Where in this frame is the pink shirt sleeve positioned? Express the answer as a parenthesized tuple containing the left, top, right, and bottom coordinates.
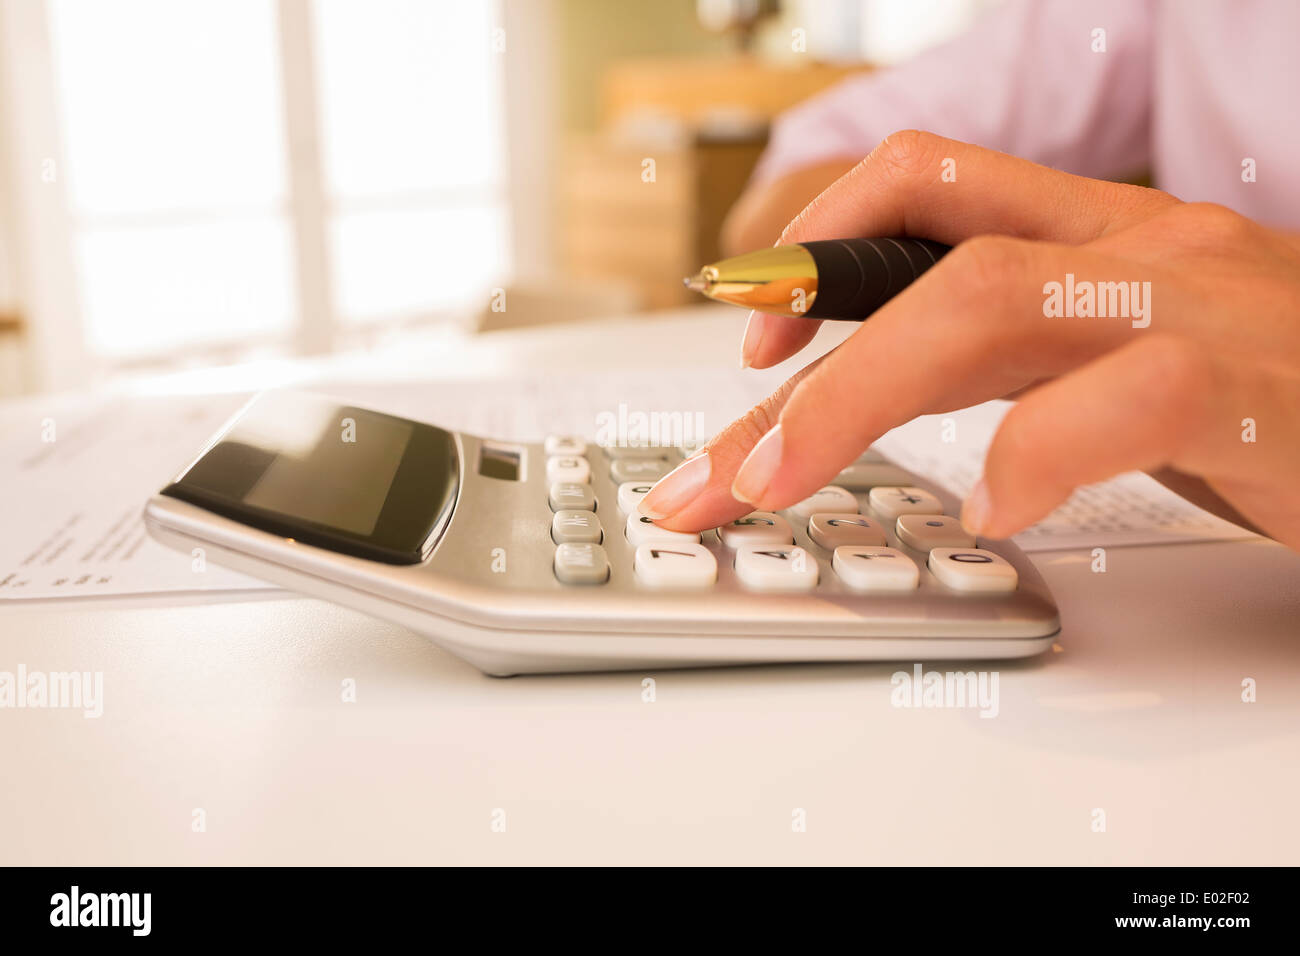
(752, 0, 1155, 184)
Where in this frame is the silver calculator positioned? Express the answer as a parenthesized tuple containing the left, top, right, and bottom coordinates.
(144, 391, 1060, 676)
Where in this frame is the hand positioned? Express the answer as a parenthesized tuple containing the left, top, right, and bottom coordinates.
(640, 131, 1300, 550)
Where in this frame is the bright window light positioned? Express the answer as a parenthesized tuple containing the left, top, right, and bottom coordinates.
(47, 0, 292, 358)
(76, 219, 296, 357)
(330, 204, 510, 320)
(313, 0, 512, 324)
(313, 0, 505, 197)
(43, 0, 514, 360)
(48, 0, 287, 216)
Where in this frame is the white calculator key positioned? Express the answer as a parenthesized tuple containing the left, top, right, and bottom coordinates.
(808, 513, 887, 549)
(617, 480, 656, 515)
(718, 512, 794, 548)
(832, 546, 920, 591)
(896, 514, 975, 551)
(927, 548, 1019, 593)
(868, 486, 943, 521)
(625, 512, 701, 548)
(734, 545, 819, 592)
(856, 447, 887, 463)
(544, 435, 586, 457)
(788, 485, 858, 520)
(546, 455, 590, 484)
(634, 543, 717, 589)
(835, 462, 914, 490)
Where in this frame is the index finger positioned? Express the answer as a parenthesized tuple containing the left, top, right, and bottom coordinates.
(743, 130, 1170, 370)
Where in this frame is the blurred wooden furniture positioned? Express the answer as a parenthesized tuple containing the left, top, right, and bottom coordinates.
(467, 278, 640, 333)
(562, 57, 869, 311)
(0, 310, 24, 395)
(562, 134, 768, 310)
(602, 56, 867, 127)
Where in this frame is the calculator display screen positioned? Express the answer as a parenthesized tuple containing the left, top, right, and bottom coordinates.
(162, 392, 458, 564)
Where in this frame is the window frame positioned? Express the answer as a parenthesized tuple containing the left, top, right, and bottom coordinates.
(0, 0, 551, 391)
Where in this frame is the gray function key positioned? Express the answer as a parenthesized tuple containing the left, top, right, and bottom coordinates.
(554, 542, 610, 585)
(549, 481, 596, 513)
(544, 435, 587, 457)
(552, 510, 603, 544)
(610, 458, 671, 483)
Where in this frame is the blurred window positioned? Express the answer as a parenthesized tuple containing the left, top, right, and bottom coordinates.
(314, 0, 510, 325)
(46, 0, 510, 363)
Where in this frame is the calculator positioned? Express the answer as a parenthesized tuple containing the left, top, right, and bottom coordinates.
(144, 391, 1060, 676)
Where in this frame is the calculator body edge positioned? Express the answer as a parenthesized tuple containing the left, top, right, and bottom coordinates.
(143, 392, 1060, 676)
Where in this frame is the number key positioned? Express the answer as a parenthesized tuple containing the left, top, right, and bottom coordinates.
(734, 545, 818, 592)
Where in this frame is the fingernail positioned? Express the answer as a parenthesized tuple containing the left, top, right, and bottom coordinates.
(961, 479, 992, 537)
(740, 311, 765, 369)
(639, 451, 711, 519)
(731, 424, 783, 505)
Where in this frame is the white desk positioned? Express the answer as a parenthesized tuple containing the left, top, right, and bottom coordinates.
(3, 308, 1299, 865)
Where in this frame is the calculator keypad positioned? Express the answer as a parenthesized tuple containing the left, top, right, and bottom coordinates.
(601, 443, 668, 459)
(896, 514, 974, 551)
(547, 455, 591, 485)
(735, 545, 819, 592)
(552, 510, 602, 544)
(832, 546, 920, 591)
(718, 512, 794, 548)
(625, 512, 700, 548)
(927, 548, 1018, 592)
(807, 513, 887, 549)
(553, 542, 610, 585)
(617, 481, 655, 515)
(539, 436, 1020, 599)
(868, 486, 944, 521)
(549, 481, 595, 512)
(634, 543, 717, 589)
(835, 462, 914, 490)
(610, 458, 672, 484)
(789, 485, 858, 519)
(544, 435, 586, 457)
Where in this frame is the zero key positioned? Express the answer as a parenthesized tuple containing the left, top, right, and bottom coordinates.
(927, 548, 1018, 593)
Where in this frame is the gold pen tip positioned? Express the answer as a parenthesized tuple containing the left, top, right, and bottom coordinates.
(684, 266, 718, 295)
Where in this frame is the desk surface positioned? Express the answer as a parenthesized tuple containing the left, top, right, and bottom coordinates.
(3, 308, 1299, 865)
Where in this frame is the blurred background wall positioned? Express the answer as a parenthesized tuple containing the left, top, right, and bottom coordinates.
(0, 0, 996, 396)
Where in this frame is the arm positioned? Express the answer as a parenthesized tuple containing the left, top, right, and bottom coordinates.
(721, 157, 858, 255)
(723, 0, 1155, 254)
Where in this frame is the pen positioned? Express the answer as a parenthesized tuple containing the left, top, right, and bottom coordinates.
(684, 237, 951, 320)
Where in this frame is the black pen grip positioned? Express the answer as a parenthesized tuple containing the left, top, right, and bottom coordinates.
(800, 237, 951, 321)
